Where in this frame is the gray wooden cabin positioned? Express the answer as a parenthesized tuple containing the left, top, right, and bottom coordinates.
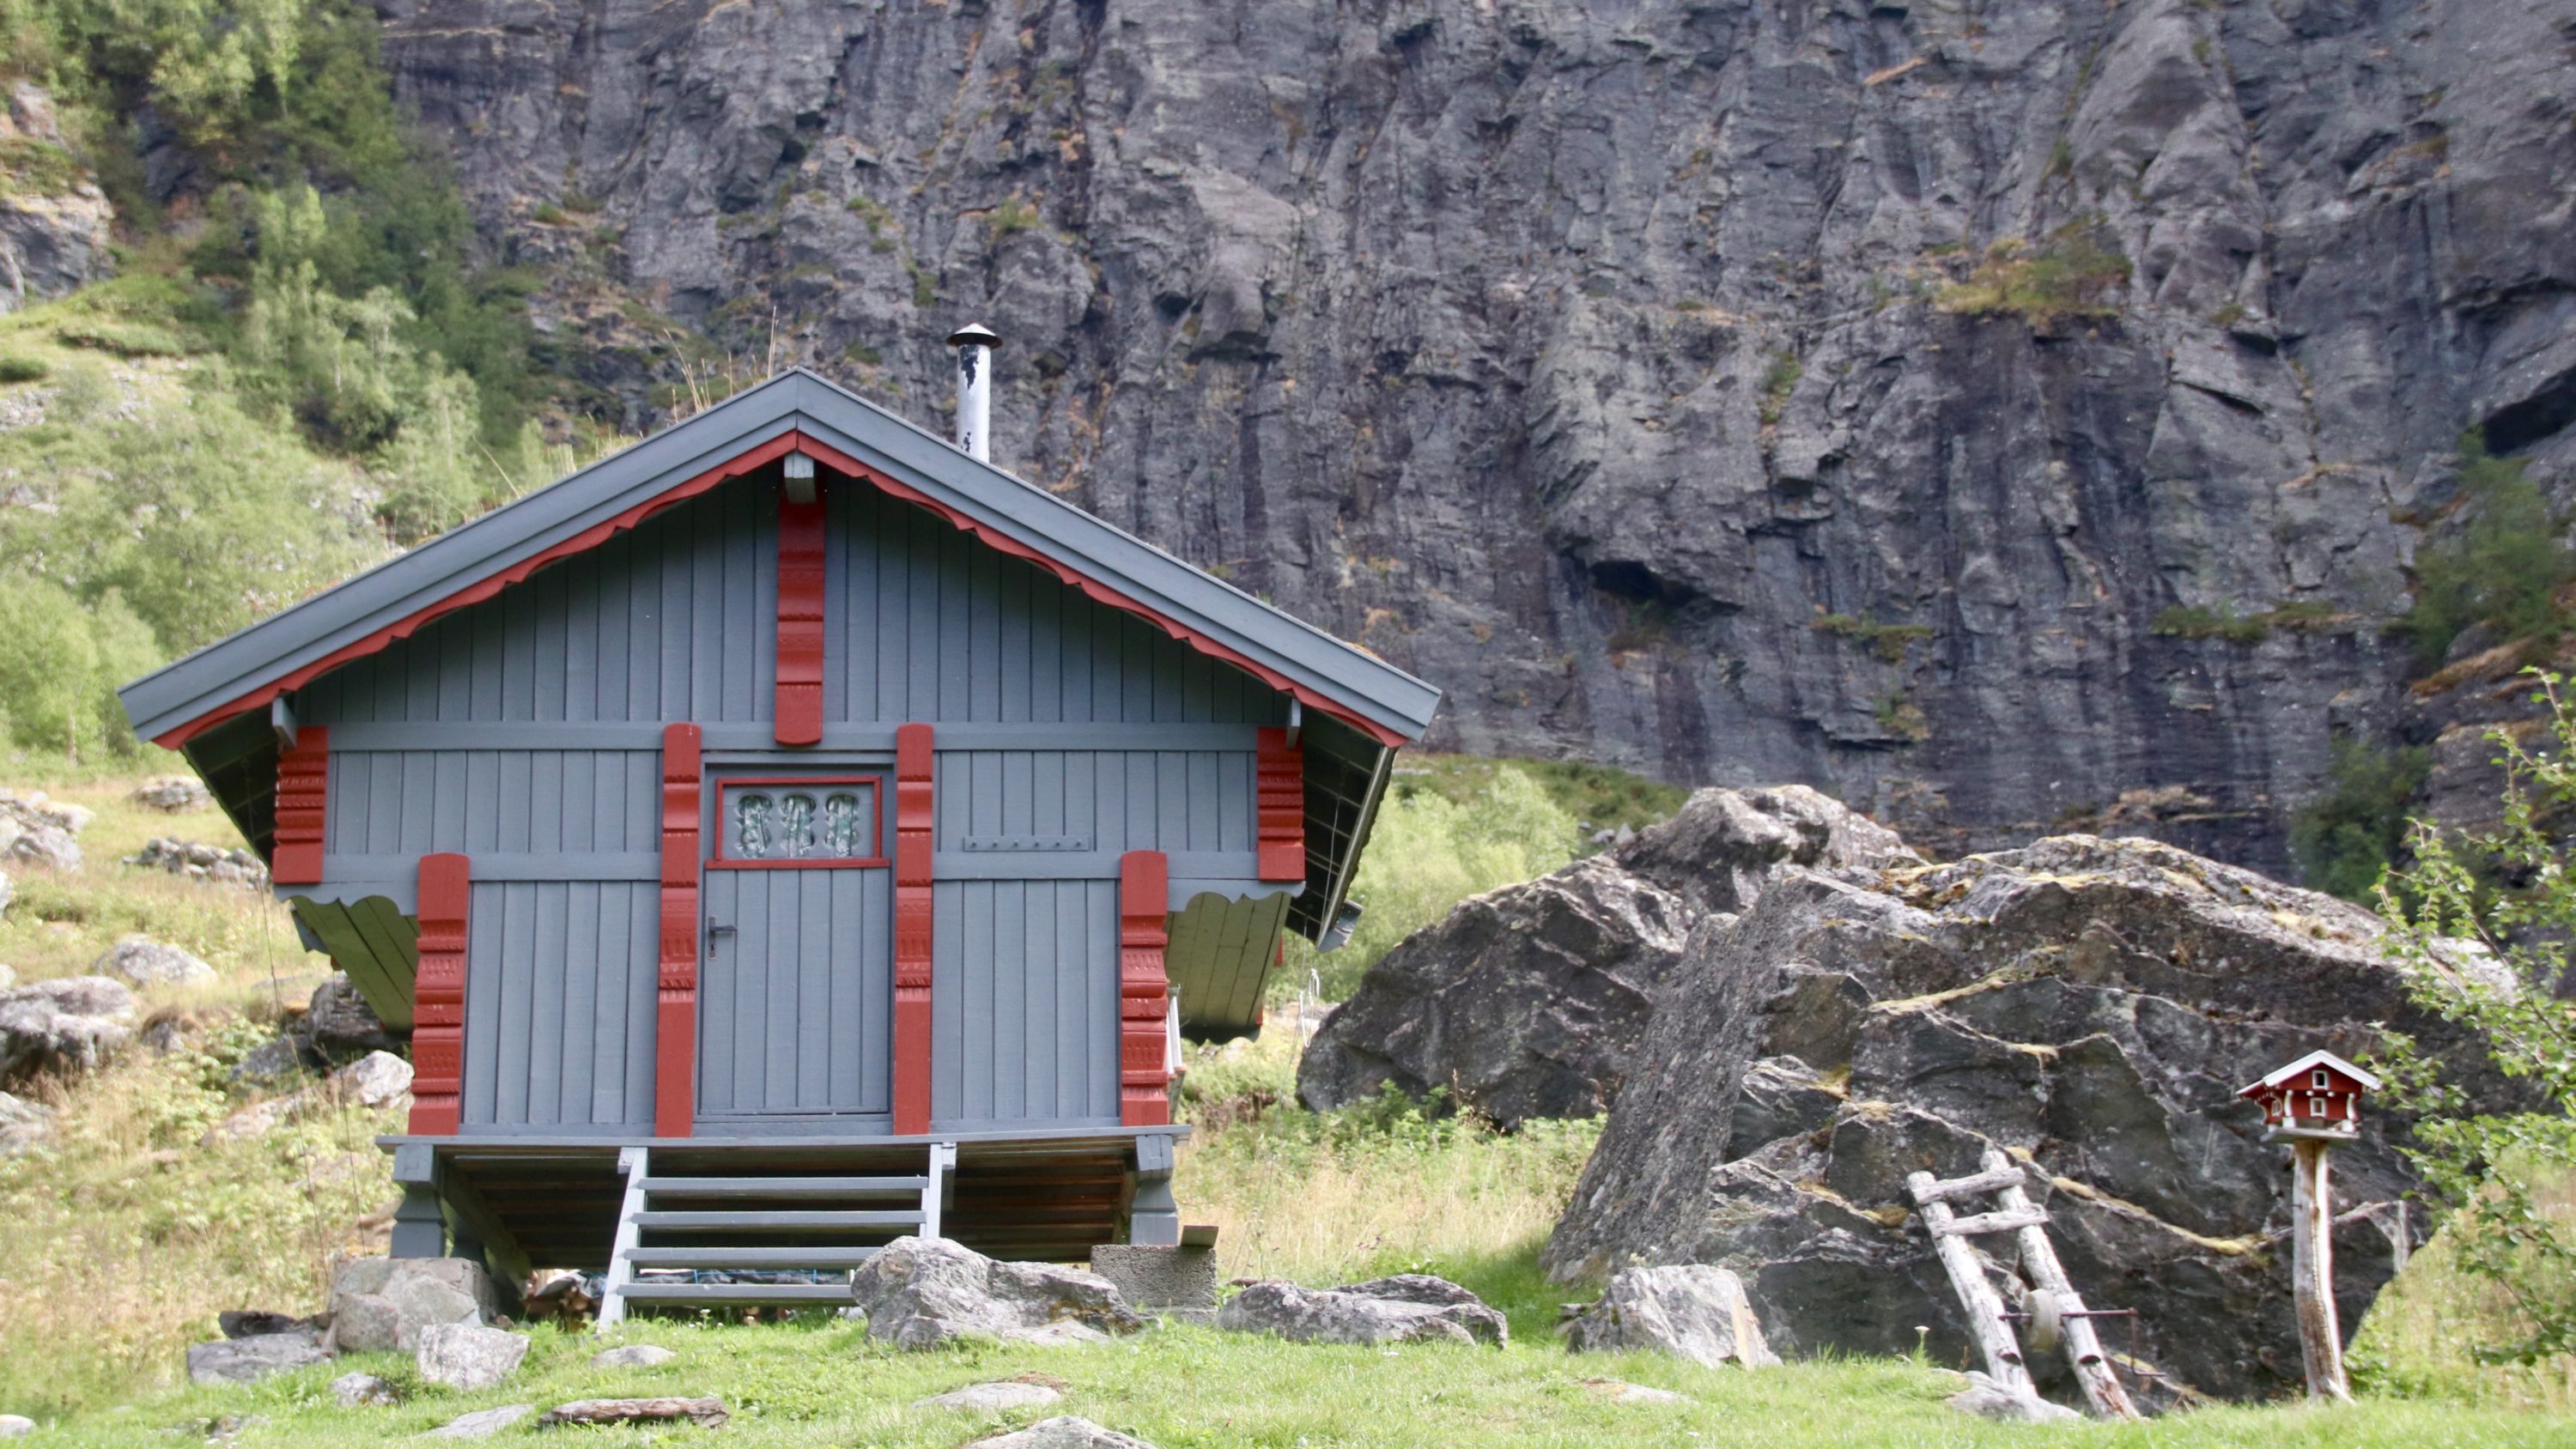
(119, 367, 1437, 1309)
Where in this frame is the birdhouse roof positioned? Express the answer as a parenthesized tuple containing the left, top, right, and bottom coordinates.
(2237, 1049, 2382, 1098)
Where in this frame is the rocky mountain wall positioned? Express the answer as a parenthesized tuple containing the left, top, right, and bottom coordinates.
(374, 0, 2576, 869)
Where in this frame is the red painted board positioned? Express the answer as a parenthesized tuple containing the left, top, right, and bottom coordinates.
(775, 492, 827, 745)
(272, 727, 330, 885)
(654, 723, 703, 1138)
(1255, 726, 1304, 882)
(1117, 849, 1171, 1128)
(407, 852, 471, 1137)
(892, 722, 935, 1135)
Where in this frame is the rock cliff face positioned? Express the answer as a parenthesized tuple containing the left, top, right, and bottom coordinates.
(375, 0, 2576, 868)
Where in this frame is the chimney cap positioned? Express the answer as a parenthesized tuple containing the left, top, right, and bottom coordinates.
(946, 322, 1002, 349)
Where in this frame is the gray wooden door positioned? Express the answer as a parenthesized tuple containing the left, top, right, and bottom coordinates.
(697, 774, 895, 1125)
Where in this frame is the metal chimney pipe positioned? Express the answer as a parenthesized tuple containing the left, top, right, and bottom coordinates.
(945, 323, 1001, 463)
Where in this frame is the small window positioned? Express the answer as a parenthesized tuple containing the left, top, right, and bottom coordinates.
(2312, 1068, 2330, 1090)
(716, 778, 881, 864)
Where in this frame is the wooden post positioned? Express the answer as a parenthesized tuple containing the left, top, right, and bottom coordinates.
(1906, 1168, 2034, 1396)
(653, 724, 702, 1138)
(891, 724, 936, 1135)
(1982, 1149, 2140, 1421)
(2291, 1139, 2351, 1402)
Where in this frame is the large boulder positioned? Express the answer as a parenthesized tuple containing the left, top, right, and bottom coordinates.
(1216, 1274, 1507, 1347)
(848, 1235, 1146, 1349)
(1300, 787, 1919, 1126)
(1542, 834, 2509, 1403)
(1299, 857, 1690, 1125)
(325, 1257, 500, 1353)
(0, 975, 135, 1082)
(94, 936, 216, 988)
(185, 1330, 329, 1385)
(1563, 1265, 1778, 1369)
(298, 974, 401, 1061)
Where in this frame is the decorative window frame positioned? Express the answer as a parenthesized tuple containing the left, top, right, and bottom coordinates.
(707, 773, 889, 869)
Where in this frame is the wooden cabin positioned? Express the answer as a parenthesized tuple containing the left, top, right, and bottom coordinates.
(118, 364, 1437, 1312)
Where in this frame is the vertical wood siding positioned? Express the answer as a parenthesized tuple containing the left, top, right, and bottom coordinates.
(301, 476, 1285, 1137)
(699, 868, 894, 1119)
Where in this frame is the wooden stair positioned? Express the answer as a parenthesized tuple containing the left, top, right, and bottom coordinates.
(598, 1143, 956, 1324)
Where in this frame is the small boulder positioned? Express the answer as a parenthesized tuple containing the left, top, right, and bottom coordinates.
(298, 975, 399, 1060)
(848, 1235, 1146, 1349)
(3, 825, 80, 873)
(538, 1397, 729, 1428)
(228, 1034, 302, 1085)
(329, 1051, 412, 1109)
(200, 1094, 308, 1147)
(589, 1343, 676, 1370)
(326, 1257, 497, 1353)
(1216, 1274, 1507, 1347)
(217, 1309, 313, 1339)
(423, 1404, 533, 1440)
(0, 1089, 52, 1155)
(329, 1372, 398, 1408)
(94, 936, 216, 988)
(916, 1380, 1066, 1412)
(0, 959, 11, 988)
(1582, 1379, 1687, 1405)
(0, 975, 135, 1082)
(0, 1413, 31, 1439)
(968, 1418, 1158, 1449)
(416, 1321, 530, 1391)
(1563, 1265, 1778, 1369)
(1946, 1371, 2081, 1424)
(132, 777, 212, 813)
(185, 1331, 330, 1385)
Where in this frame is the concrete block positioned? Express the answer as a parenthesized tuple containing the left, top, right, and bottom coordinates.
(1090, 1243, 1218, 1322)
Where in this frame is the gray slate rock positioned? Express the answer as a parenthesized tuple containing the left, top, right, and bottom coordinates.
(0, 1089, 51, 1155)
(0, 873, 12, 925)
(1217, 1274, 1506, 1347)
(967, 1418, 1157, 1449)
(1947, 1372, 2081, 1424)
(538, 1397, 728, 1428)
(916, 1380, 1065, 1412)
(416, 1322, 530, 1391)
(423, 1404, 533, 1440)
(94, 936, 216, 988)
(1543, 834, 2512, 1402)
(328, 1257, 498, 1353)
(1564, 1265, 1778, 1370)
(228, 1034, 302, 1086)
(589, 1343, 677, 1370)
(0, 975, 134, 1082)
(1301, 786, 1914, 1127)
(298, 974, 400, 1061)
(2, 825, 79, 873)
(328, 1372, 397, 1408)
(329, 1050, 413, 1109)
(849, 1235, 1146, 1349)
(185, 1331, 329, 1385)
(131, 777, 212, 813)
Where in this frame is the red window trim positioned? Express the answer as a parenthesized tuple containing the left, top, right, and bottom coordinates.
(707, 773, 885, 867)
(272, 726, 330, 886)
(654, 723, 704, 1139)
(775, 489, 827, 745)
(891, 723, 935, 1135)
(160, 430, 1407, 752)
(407, 852, 470, 1137)
(1118, 849, 1173, 1128)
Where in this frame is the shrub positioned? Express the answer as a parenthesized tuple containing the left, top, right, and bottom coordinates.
(2400, 429, 2575, 668)
(1936, 226, 2131, 324)
(0, 351, 47, 382)
(0, 577, 157, 760)
(2374, 670, 2576, 1362)
(2290, 737, 2431, 901)
(1814, 611, 1934, 664)
(2153, 603, 2269, 643)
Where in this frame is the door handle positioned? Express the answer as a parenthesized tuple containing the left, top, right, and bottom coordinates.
(706, 920, 736, 952)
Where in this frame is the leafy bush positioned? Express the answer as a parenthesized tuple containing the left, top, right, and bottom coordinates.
(0, 350, 46, 381)
(2401, 430, 2575, 668)
(1296, 766, 1581, 998)
(0, 575, 156, 760)
(55, 314, 187, 355)
(2291, 737, 2431, 901)
(2374, 670, 2576, 1362)
(1936, 225, 2131, 324)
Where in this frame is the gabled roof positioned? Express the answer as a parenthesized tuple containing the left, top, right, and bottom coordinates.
(118, 367, 1440, 747)
(2238, 1050, 2382, 1097)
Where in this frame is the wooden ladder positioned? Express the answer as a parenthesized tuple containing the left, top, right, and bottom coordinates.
(598, 1142, 957, 1328)
(1905, 1149, 2140, 1421)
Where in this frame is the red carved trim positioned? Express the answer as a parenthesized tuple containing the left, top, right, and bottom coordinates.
(775, 490, 827, 745)
(271, 726, 330, 885)
(893, 723, 935, 1135)
(407, 852, 471, 1137)
(164, 429, 1408, 751)
(655, 723, 703, 1138)
(156, 434, 807, 748)
(1118, 850, 1172, 1128)
(1255, 726, 1304, 882)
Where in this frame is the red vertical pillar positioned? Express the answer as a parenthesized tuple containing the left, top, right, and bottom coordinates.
(1255, 726, 1303, 882)
(775, 492, 826, 746)
(1118, 850, 1172, 1127)
(654, 723, 703, 1138)
(407, 852, 471, 1137)
(892, 723, 936, 1135)
(272, 726, 330, 885)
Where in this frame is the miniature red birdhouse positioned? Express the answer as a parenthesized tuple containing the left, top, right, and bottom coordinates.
(2239, 1049, 2380, 1137)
